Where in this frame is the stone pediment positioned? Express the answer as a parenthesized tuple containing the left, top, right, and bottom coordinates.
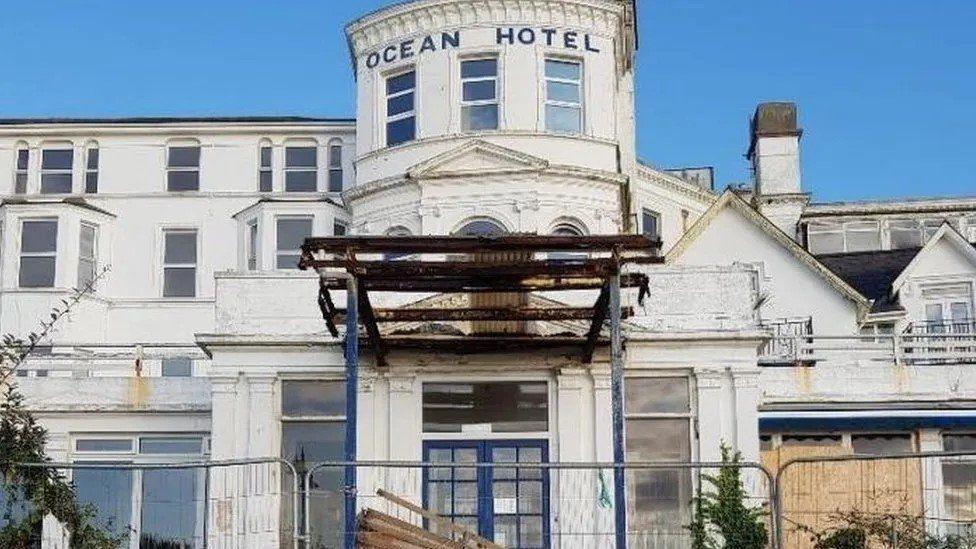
(407, 140, 549, 180)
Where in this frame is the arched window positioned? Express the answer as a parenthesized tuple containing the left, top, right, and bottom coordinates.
(13, 141, 29, 194)
(550, 223, 585, 260)
(455, 218, 507, 236)
(385, 226, 412, 260)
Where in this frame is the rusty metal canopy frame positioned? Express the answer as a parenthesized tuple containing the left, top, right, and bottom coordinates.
(299, 234, 661, 367)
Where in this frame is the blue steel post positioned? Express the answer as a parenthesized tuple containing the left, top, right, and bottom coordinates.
(609, 266, 626, 549)
(343, 276, 359, 549)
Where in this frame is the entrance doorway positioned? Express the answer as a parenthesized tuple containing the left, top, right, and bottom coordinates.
(423, 440, 549, 549)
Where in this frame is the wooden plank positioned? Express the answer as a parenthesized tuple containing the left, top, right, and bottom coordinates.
(321, 272, 648, 293)
(376, 489, 503, 549)
(308, 258, 619, 278)
(358, 509, 463, 549)
(335, 306, 633, 322)
(303, 234, 661, 255)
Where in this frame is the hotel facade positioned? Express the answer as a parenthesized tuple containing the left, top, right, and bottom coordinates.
(2, 0, 976, 547)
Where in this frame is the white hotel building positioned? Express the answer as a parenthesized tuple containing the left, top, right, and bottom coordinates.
(2, 0, 976, 547)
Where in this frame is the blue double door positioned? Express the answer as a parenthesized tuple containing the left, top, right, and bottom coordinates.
(423, 440, 550, 549)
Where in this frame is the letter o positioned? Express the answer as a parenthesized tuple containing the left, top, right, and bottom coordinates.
(365, 52, 380, 69)
(517, 28, 536, 45)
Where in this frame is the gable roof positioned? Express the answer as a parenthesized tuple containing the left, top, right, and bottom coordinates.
(891, 223, 976, 293)
(667, 190, 871, 314)
(407, 139, 548, 180)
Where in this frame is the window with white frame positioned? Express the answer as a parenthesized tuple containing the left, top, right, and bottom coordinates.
(85, 145, 99, 193)
(166, 145, 200, 191)
(624, 377, 693, 536)
(461, 58, 499, 131)
(386, 70, 416, 147)
(327, 140, 343, 192)
(246, 219, 259, 270)
(280, 380, 346, 548)
(259, 144, 273, 192)
(276, 216, 312, 269)
(806, 220, 881, 254)
(544, 59, 582, 134)
(77, 222, 97, 290)
(942, 433, 976, 537)
(642, 209, 661, 241)
(14, 147, 29, 194)
(19, 219, 58, 288)
(162, 229, 197, 297)
(71, 434, 207, 548)
(40, 148, 73, 194)
(285, 146, 317, 192)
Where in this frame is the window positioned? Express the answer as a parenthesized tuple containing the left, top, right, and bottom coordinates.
(642, 209, 660, 240)
(550, 223, 584, 260)
(386, 70, 416, 146)
(14, 147, 28, 194)
(851, 433, 913, 455)
(19, 219, 58, 288)
(456, 219, 506, 236)
(461, 58, 499, 131)
(422, 382, 548, 433)
(806, 221, 844, 254)
(333, 219, 347, 236)
(276, 217, 312, 269)
(384, 226, 412, 260)
(40, 148, 73, 193)
(844, 221, 881, 252)
(259, 145, 273, 192)
(246, 220, 259, 270)
(327, 141, 343, 192)
(162, 357, 193, 377)
(544, 59, 582, 134)
(85, 146, 99, 193)
(943, 434, 976, 537)
(624, 377, 693, 535)
(285, 146, 317, 192)
(78, 222, 97, 290)
(162, 229, 197, 297)
(888, 219, 923, 249)
(281, 380, 346, 549)
(166, 146, 200, 191)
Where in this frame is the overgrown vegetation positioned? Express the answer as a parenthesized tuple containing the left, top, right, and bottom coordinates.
(807, 508, 976, 549)
(689, 444, 769, 549)
(0, 269, 125, 548)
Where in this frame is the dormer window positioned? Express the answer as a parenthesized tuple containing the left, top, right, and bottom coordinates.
(386, 70, 416, 146)
(40, 149, 73, 194)
(461, 58, 499, 131)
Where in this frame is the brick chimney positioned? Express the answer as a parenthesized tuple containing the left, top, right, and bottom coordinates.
(748, 102, 809, 239)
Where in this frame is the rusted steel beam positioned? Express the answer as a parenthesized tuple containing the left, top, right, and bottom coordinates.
(335, 306, 633, 322)
(582, 282, 612, 363)
(356, 280, 387, 368)
(320, 272, 648, 293)
(382, 335, 605, 353)
(306, 258, 619, 278)
(316, 285, 339, 337)
(302, 234, 661, 256)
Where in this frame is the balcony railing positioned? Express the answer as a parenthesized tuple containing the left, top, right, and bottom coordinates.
(760, 332, 976, 366)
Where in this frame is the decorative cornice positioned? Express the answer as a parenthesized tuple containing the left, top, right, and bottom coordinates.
(634, 162, 717, 205)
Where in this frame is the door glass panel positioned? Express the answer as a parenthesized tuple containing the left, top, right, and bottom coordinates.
(74, 465, 133, 543)
(426, 446, 480, 540)
(140, 468, 200, 548)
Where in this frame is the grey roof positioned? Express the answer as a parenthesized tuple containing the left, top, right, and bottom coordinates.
(815, 248, 923, 313)
(0, 116, 354, 126)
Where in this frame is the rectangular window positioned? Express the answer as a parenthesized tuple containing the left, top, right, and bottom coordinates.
(19, 219, 58, 288)
(162, 229, 197, 297)
(276, 217, 312, 269)
(246, 220, 259, 270)
(461, 58, 499, 131)
(844, 221, 881, 252)
(943, 434, 976, 536)
(386, 70, 416, 146)
(625, 377, 693, 535)
(139, 437, 204, 454)
(77, 222, 97, 290)
(161, 357, 193, 377)
(85, 147, 99, 193)
(75, 439, 134, 453)
(422, 382, 548, 433)
(333, 220, 347, 236)
(74, 465, 134, 543)
(888, 219, 922, 249)
(806, 221, 845, 254)
(642, 209, 661, 240)
(281, 380, 346, 548)
(259, 146, 273, 192)
(15, 148, 29, 194)
(544, 59, 582, 134)
(285, 146, 317, 192)
(166, 146, 200, 191)
(327, 143, 343, 192)
(40, 149, 73, 194)
(851, 433, 913, 455)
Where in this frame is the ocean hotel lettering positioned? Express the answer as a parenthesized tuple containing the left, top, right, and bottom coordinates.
(364, 27, 601, 69)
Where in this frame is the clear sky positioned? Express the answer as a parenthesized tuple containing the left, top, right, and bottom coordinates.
(1, 1, 973, 203)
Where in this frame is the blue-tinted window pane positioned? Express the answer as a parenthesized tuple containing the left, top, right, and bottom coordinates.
(282, 422, 345, 549)
(387, 117, 416, 146)
(164, 232, 196, 264)
(139, 437, 203, 454)
(462, 80, 496, 102)
(462, 105, 498, 131)
(328, 169, 343, 192)
(545, 60, 580, 80)
(162, 358, 193, 377)
(285, 171, 317, 192)
(140, 468, 200, 548)
(167, 170, 199, 191)
(42, 149, 73, 170)
(85, 172, 98, 193)
(21, 221, 57, 253)
(386, 71, 416, 95)
(167, 147, 199, 168)
(387, 92, 415, 116)
(546, 81, 579, 103)
(456, 220, 505, 236)
(276, 218, 312, 253)
(16, 149, 29, 170)
(19, 257, 55, 288)
(86, 148, 99, 170)
(76, 439, 133, 452)
(461, 59, 497, 79)
(74, 466, 133, 542)
(40, 173, 72, 194)
(545, 105, 581, 134)
(163, 267, 196, 297)
(259, 171, 272, 192)
(260, 146, 272, 167)
(285, 147, 316, 168)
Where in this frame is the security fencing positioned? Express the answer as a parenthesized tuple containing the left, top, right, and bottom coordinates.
(1, 458, 299, 549)
(303, 460, 776, 549)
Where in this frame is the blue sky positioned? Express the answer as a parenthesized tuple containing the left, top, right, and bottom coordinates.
(1, 1, 973, 203)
